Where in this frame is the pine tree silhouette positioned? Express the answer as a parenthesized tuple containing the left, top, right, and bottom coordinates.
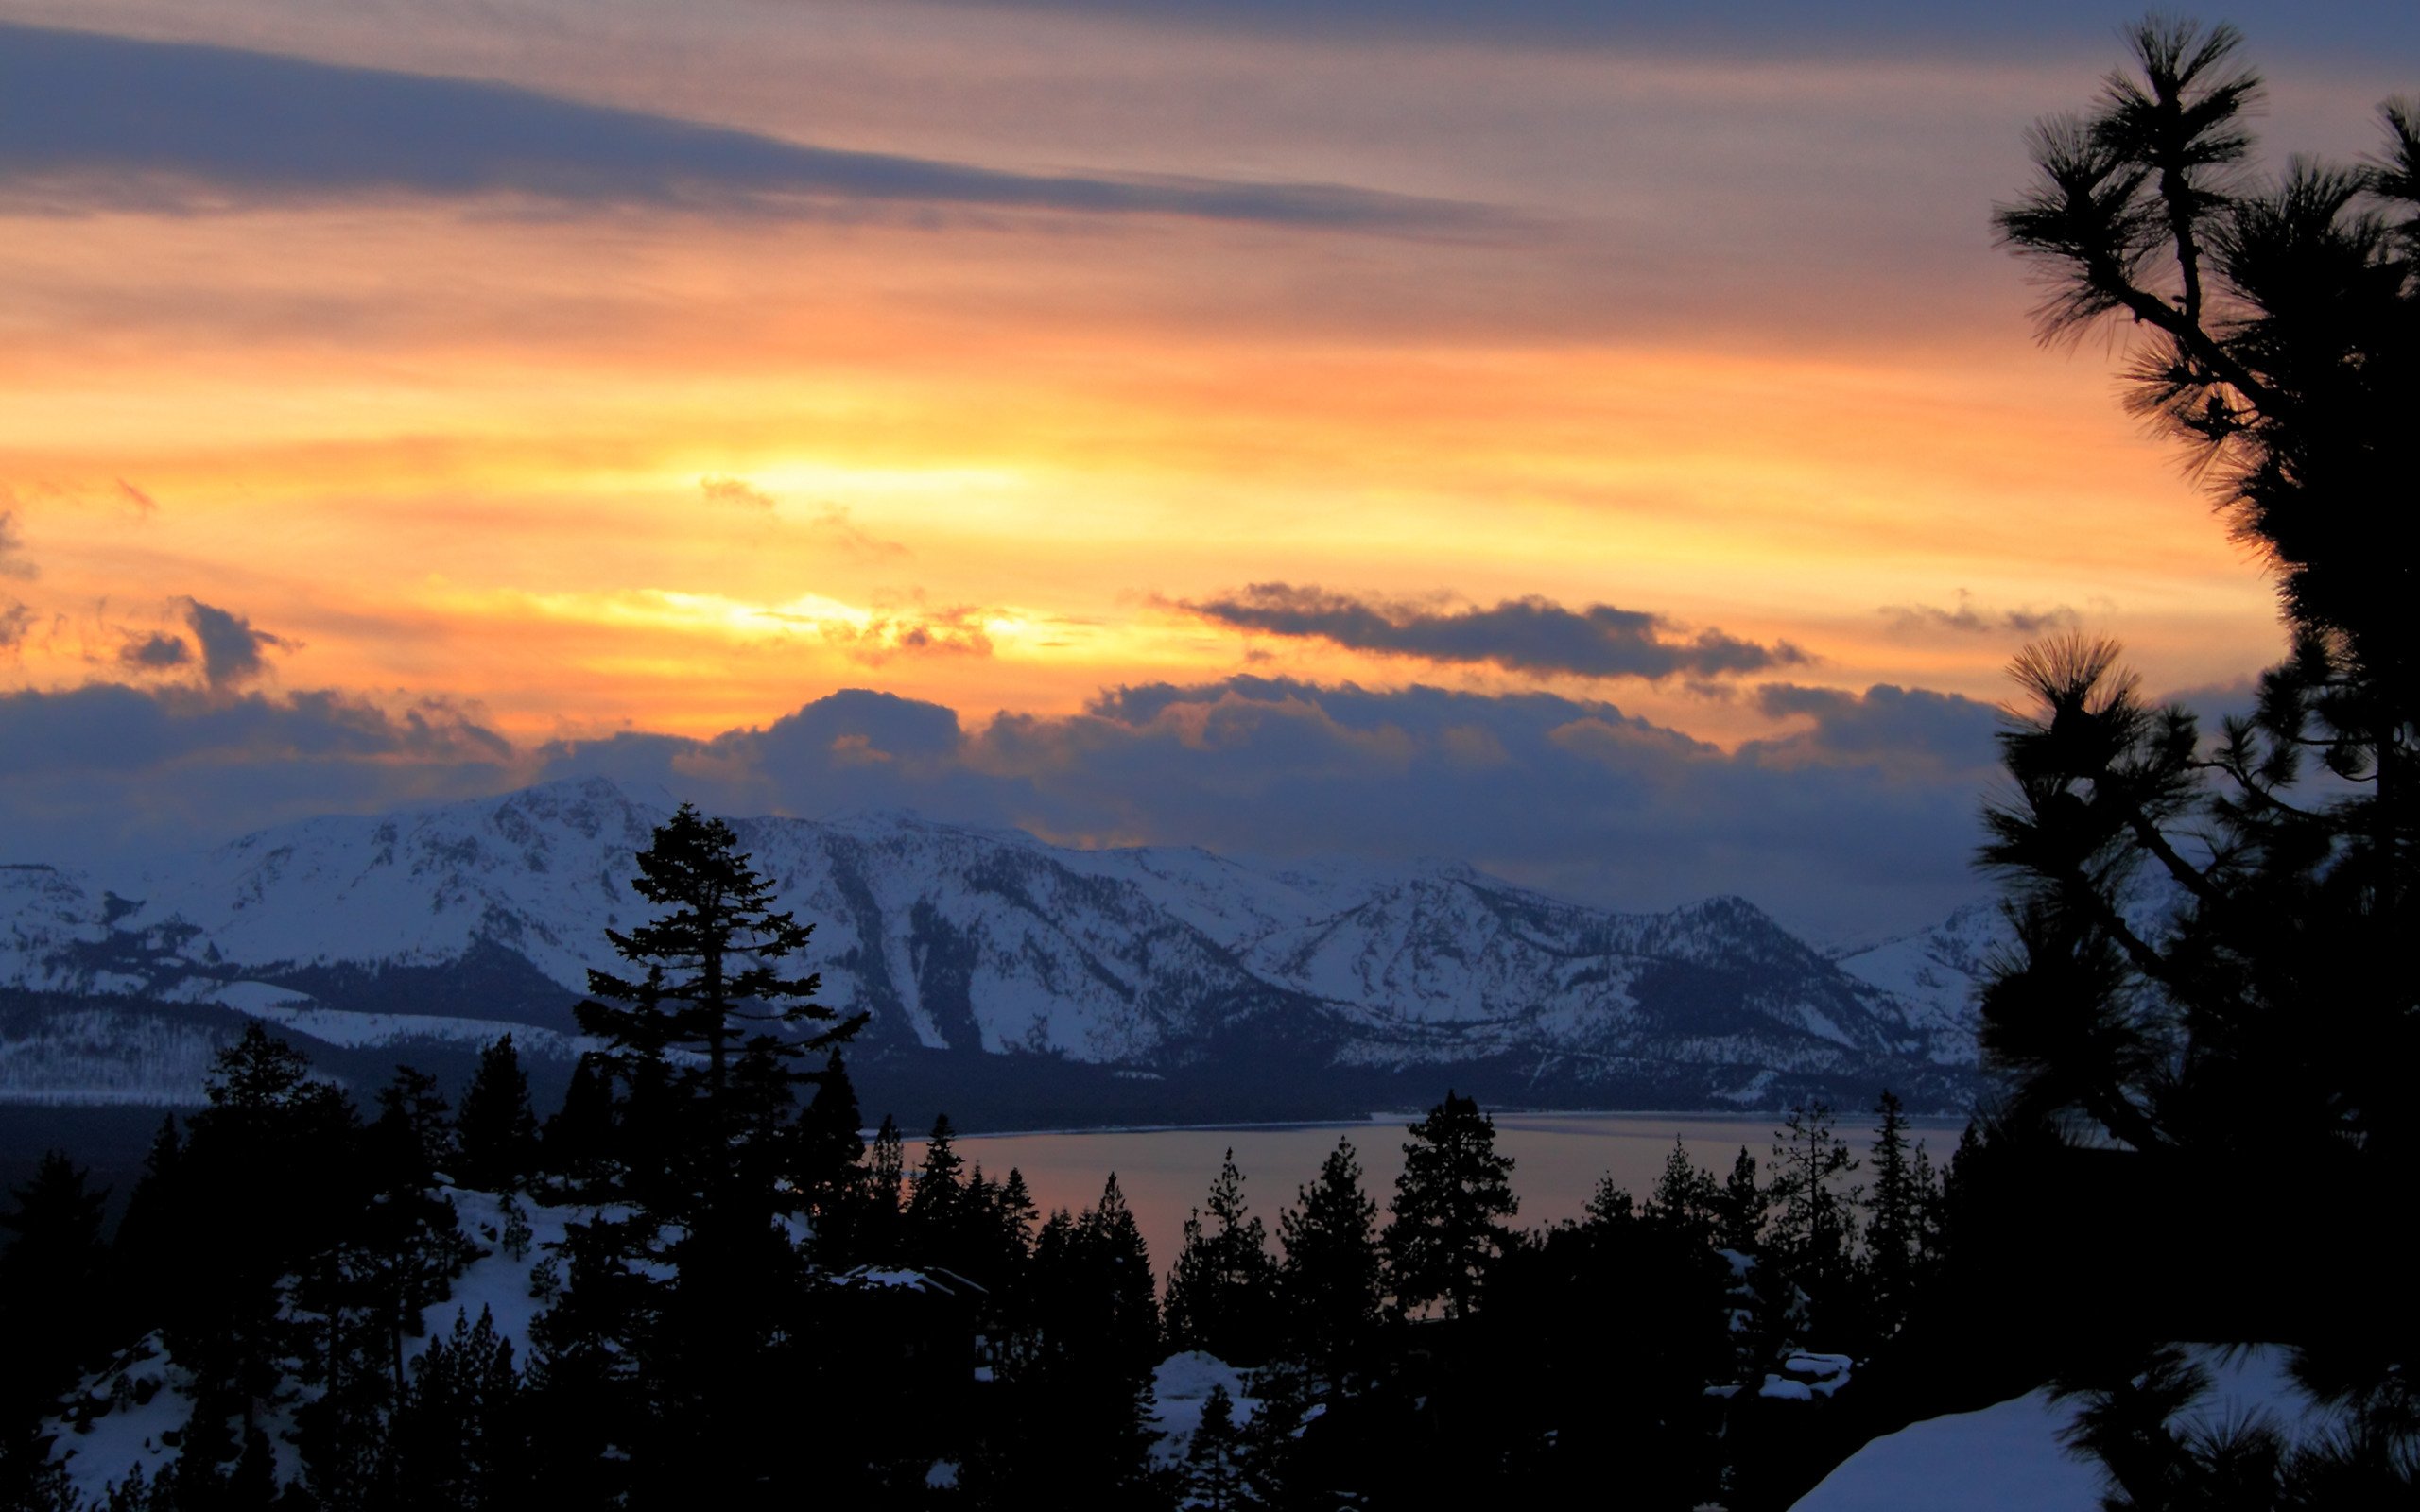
(457, 1034, 539, 1193)
(1165, 1149, 1277, 1365)
(1276, 1137, 1382, 1383)
(1383, 1091, 1517, 1321)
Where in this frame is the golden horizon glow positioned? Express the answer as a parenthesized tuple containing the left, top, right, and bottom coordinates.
(2, 4, 2353, 764)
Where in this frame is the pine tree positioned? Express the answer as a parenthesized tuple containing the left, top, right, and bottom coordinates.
(1717, 1146, 1765, 1254)
(987, 1178, 1167, 1509)
(356, 1069, 476, 1395)
(1981, 24, 2416, 1464)
(1275, 1137, 1382, 1383)
(527, 1204, 666, 1508)
(1027, 1174, 1160, 1377)
(457, 1035, 540, 1193)
(1766, 1102, 1859, 1324)
(1582, 1174, 1634, 1228)
(994, 1168, 1039, 1274)
(1087, 1174, 1162, 1374)
(794, 1050, 867, 1263)
(0, 1152, 111, 1501)
(389, 1307, 527, 1509)
(1862, 1091, 1929, 1339)
(1988, 15, 2418, 1166)
(1164, 1150, 1278, 1365)
(1383, 1091, 1517, 1321)
(1642, 1139, 1718, 1248)
(905, 1113, 968, 1265)
(1184, 1383, 1255, 1511)
(109, 1117, 193, 1352)
(539, 804, 862, 1502)
(537, 1053, 614, 1193)
(859, 1113, 908, 1263)
(177, 1025, 363, 1445)
(577, 803, 863, 1192)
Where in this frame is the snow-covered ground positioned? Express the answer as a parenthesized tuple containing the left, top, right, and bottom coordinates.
(1149, 1349, 1258, 1467)
(1791, 1346, 2325, 1511)
(47, 1187, 578, 1505)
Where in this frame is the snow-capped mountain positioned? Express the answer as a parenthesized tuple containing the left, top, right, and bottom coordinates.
(0, 777, 1988, 1115)
(1829, 899, 2005, 1050)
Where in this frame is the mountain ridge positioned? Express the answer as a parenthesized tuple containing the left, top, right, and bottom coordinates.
(1, 776, 1991, 1118)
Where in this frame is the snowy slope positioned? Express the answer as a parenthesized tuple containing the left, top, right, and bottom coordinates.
(1829, 867, 2194, 1070)
(0, 777, 1983, 1107)
(1791, 1347, 2332, 1511)
(48, 1187, 576, 1504)
(1830, 900, 2002, 1063)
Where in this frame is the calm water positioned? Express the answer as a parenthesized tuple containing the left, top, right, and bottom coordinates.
(907, 1110, 1965, 1275)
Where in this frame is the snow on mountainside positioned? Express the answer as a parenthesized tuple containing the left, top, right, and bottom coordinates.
(0, 778, 1987, 1109)
(1830, 900, 2004, 1058)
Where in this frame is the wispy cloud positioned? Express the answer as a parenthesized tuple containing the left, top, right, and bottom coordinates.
(1880, 590, 2080, 638)
(0, 510, 34, 581)
(1182, 582, 1808, 681)
(698, 480, 913, 561)
(699, 476, 775, 511)
(805, 506, 912, 563)
(0, 25, 1497, 234)
(816, 603, 994, 663)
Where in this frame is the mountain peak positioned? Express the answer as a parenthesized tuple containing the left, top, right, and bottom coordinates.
(0, 778, 1986, 1109)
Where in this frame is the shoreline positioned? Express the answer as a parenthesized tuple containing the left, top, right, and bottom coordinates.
(890, 1107, 1973, 1143)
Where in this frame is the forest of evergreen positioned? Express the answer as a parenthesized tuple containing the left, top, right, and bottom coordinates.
(0, 823, 1982, 1511)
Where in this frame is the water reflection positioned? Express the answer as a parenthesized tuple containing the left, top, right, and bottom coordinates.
(903, 1110, 1963, 1274)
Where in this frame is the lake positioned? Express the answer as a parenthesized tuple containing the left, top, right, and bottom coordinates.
(907, 1109, 1967, 1273)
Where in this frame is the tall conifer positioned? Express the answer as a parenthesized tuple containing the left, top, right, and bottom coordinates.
(1383, 1091, 1517, 1320)
(1277, 1137, 1382, 1382)
(458, 1035, 540, 1192)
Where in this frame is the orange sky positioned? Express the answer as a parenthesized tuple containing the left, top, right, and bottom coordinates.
(2, 2, 2410, 928)
(0, 179, 2281, 746)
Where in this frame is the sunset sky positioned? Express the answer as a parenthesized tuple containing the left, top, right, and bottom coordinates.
(3, 3, 2411, 938)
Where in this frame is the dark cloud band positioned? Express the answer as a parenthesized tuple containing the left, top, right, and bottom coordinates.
(912, 0, 2414, 59)
(0, 674, 1999, 937)
(0, 25, 1491, 233)
(1183, 583, 1807, 681)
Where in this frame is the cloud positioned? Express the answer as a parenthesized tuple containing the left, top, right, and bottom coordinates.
(0, 599, 31, 653)
(114, 479, 160, 517)
(0, 25, 1495, 235)
(911, 0, 2416, 60)
(525, 676, 1997, 936)
(0, 510, 34, 581)
(817, 604, 994, 664)
(698, 483, 911, 559)
(0, 671, 2009, 936)
(700, 476, 775, 511)
(178, 597, 291, 689)
(805, 507, 912, 563)
(759, 688, 969, 766)
(1747, 681, 2000, 769)
(1183, 583, 1808, 681)
(0, 681, 517, 868)
(1881, 590, 2080, 639)
(117, 631, 193, 672)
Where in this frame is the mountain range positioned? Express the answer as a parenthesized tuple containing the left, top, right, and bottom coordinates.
(0, 777, 1998, 1126)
